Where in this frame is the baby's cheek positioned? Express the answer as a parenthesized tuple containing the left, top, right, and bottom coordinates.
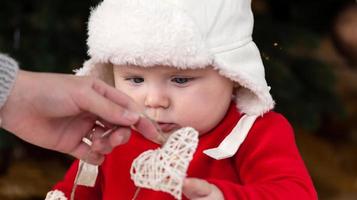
(174, 102, 218, 133)
(183, 118, 213, 135)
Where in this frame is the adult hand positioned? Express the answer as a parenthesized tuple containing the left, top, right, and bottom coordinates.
(0, 70, 159, 164)
(183, 178, 224, 200)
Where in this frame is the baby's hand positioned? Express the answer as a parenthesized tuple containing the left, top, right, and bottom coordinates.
(183, 178, 224, 200)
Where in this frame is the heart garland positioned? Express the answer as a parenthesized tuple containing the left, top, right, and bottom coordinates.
(130, 127, 199, 200)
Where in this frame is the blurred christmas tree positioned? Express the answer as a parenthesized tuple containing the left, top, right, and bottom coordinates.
(0, 0, 102, 178)
(0, 0, 101, 73)
(252, 0, 354, 131)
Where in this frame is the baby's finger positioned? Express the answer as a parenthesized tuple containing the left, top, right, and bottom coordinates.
(183, 178, 212, 199)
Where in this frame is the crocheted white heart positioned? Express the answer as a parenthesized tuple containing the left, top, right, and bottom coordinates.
(130, 127, 199, 200)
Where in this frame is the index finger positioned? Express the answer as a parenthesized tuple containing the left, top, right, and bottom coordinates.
(91, 79, 139, 111)
(91, 79, 161, 141)
(74, 79, 140, 125)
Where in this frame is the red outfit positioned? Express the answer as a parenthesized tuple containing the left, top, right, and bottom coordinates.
(52, 103, 317, 199)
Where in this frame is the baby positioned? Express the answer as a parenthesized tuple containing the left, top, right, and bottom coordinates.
(46, 0, 318, 199)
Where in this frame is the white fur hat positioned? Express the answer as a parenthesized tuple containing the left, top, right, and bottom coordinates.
(76, 0, 275, 116)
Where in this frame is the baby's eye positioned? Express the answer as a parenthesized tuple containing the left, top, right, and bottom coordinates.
(171, 77, 194, 85)
(125, 77, 144, 84)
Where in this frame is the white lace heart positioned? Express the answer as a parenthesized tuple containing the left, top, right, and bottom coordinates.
(130, 127, 199, 200)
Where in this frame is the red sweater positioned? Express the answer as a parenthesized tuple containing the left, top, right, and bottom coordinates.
(51, 103, 317, 199)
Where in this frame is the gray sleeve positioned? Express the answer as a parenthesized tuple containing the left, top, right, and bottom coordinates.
(0, 54, 19, 109)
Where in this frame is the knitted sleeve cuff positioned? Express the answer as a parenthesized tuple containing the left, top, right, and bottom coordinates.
(0, 54, 19, 109)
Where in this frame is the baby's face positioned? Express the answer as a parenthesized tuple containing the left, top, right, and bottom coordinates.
(113, 65, 234, 142)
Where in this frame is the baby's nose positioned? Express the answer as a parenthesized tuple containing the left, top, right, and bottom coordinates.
(144, 87, 170, 109)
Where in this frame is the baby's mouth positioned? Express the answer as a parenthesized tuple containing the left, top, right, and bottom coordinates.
(157, 122, 181, 133)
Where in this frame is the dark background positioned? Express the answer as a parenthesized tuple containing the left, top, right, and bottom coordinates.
(0, 0, 356, 199)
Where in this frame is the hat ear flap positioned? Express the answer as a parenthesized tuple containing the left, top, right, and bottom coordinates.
(75, 59, 114, 86)
(235, 87, 274, 116)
